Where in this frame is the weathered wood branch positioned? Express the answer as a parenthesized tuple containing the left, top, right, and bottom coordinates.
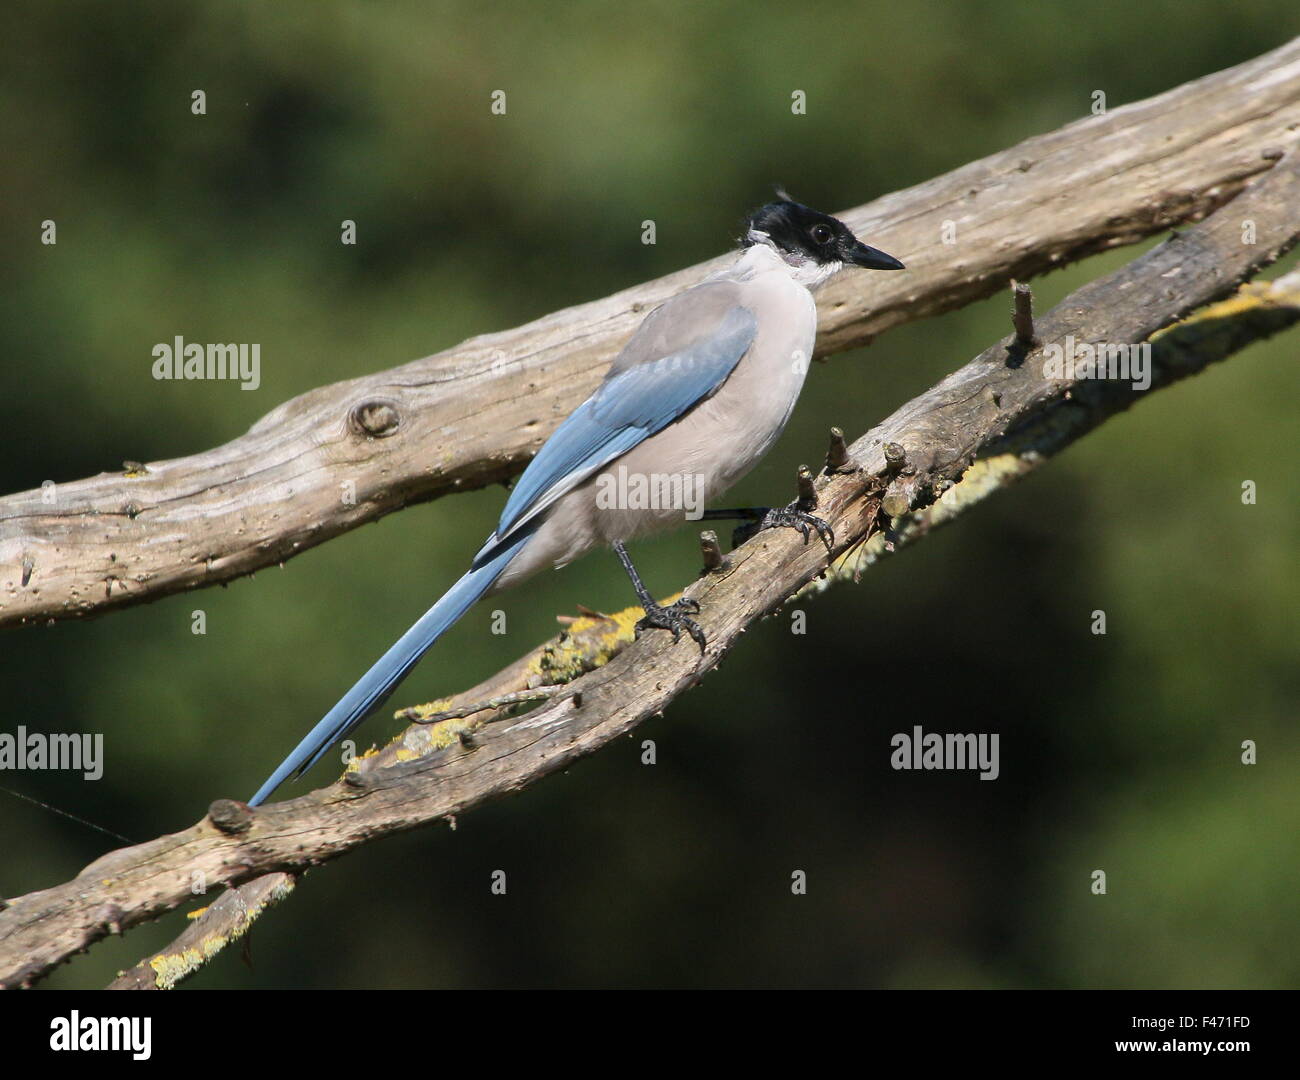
(2, 39, 1298, 628)
(808, 267, 1300, 587)
(110, 265, 1300, 990)
(106, 872, 296, 991)
(4, 151, 1296, 989)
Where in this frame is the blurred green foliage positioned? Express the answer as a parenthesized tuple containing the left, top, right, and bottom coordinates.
(2, 1, 1296, 988)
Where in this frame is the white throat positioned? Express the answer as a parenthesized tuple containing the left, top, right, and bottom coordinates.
(726, 231, 844, 291)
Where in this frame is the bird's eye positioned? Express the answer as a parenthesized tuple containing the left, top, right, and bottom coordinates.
(810, 224, 834, 245)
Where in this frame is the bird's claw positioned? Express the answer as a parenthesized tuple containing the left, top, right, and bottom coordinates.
(733, 505, 835, 555)
(635, 597, 706, 650)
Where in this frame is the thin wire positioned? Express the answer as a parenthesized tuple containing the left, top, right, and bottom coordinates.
(0, 783, 135, 845)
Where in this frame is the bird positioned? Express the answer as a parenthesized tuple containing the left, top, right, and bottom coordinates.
(247, 197, 904, 806)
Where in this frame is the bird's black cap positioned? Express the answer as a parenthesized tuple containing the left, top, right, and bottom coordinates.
(744, 198, 904, 270)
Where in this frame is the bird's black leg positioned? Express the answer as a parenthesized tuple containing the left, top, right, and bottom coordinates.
(612, 540, 706, 650)
(700, 503, 835, 554)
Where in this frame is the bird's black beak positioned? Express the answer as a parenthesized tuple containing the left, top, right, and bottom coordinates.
(846, 239, 905, 270)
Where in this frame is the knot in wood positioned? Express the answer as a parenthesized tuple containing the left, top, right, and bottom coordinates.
(348, 399, 401, 438)
(208, 799, 254, 834)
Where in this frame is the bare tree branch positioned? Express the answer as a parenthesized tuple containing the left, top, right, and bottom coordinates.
(106, 872, 295, 991)
(2, 40, 1298, 628)
(3, 149, 1296, 989)
(109, 265, 1300, 991)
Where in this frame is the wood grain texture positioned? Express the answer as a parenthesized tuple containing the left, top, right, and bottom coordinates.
(3, 39, 1298, 628)
(4, 149, 1296, 989)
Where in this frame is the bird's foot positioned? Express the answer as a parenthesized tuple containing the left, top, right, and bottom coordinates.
(734, 504, 835, 555)
(635, 596, 707, 650)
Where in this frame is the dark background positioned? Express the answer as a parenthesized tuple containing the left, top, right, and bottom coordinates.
(2, 1, 1296, 988)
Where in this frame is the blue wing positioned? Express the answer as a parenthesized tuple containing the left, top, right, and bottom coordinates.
(481, 288, 757, 560)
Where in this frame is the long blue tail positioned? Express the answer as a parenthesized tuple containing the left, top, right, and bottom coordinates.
(248, 529, 533, 806)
